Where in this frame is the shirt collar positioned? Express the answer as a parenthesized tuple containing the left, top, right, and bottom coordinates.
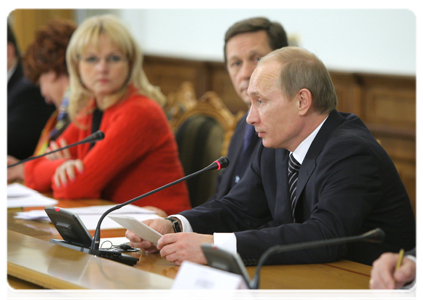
(291, 116, 328, 164)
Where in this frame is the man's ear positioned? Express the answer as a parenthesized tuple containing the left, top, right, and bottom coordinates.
(297, 88, 312, 116)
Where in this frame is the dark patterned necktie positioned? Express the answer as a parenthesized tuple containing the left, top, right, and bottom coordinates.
(288, 153, 301, 222)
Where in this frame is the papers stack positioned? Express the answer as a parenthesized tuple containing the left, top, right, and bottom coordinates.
(7, 183, 58, 208)
(14, 204, 162, 230)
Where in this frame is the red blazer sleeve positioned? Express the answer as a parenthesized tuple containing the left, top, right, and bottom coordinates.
(24, 124, 80, 192)
(51, 95, 173, 200)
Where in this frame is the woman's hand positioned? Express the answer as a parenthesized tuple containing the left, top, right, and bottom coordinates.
(54, 159, 84, 188)
(45, 139, 71, 160)
(7, 155, 24, 181)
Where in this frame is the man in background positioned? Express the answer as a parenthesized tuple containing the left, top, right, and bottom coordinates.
(7, 23, 55, 160)
(209, 17, 288, 202)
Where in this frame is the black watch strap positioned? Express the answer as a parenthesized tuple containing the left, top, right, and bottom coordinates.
(165, 217, 182, 233)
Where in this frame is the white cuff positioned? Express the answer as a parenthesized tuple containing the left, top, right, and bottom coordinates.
(213, 233, 237, 254)
(171, 214, 193, 232)
(401, 255, 420, 291)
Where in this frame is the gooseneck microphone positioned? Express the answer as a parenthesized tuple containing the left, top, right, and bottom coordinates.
(8, 130, 105, 168)
(249, 228, 385, 289)
(90, 156, 229, 251)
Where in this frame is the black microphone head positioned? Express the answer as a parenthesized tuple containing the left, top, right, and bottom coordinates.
(216, 156, 229, 169)
(92, 130, 105, 141)
(363, 228, 385, 243)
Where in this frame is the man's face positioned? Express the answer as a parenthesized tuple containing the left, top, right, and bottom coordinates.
(225, 30, 273, 106)
(246, 61, 301, 150)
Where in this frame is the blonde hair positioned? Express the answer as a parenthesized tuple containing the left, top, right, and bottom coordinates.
(66, 15, 166, 122)
(260, 46, 337, 114)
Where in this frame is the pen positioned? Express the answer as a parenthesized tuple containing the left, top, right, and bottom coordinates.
(395, 248, 404, 271)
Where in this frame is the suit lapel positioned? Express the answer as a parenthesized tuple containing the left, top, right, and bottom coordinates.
(294, 110, 346, 212)
(218, 115, 248, 197)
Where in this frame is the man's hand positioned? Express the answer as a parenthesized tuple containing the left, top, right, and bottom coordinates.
(125, 218, 174, 253)
(157, 232, 213, 265)
(370, 252, 416, 289)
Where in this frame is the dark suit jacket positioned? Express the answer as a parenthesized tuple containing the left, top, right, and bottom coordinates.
(209, 112, 261, 201)
(181, 110, 416, 266)
(8, 62, 55, 160)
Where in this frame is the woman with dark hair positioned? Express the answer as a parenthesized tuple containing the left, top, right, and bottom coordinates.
(8, 18, 76, 181)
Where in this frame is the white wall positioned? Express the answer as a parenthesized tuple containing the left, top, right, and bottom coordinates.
(113, 9, 416, 76)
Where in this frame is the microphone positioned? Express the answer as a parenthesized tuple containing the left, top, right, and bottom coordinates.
(7, 130, 105, 168)
(202, 228, 385, 289)
(46, 156, 229, 265)
(249, 228, 385, 289)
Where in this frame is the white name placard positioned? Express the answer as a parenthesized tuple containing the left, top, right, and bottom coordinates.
(166, 261, 254, 300)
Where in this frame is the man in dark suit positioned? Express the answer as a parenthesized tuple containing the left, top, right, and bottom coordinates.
(127, 47, 415, 267)
(7, 23, 55, 160)
(369, 244, 420, 299)
(211, 17, 288, 201)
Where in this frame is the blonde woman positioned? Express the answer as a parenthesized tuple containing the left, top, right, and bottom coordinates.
(24, 15, 191, 215)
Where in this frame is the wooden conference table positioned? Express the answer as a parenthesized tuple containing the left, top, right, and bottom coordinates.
(7, 197, 372, 290)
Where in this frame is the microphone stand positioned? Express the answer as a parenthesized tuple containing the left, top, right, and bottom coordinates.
(90, 157, 228, 251)
(8, 130, 105, 168)
(249, 228, 385, 289)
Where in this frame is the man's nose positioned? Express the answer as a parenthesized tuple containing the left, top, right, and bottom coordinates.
(246, 105, 258, 125)
(239, 61, 256, 80)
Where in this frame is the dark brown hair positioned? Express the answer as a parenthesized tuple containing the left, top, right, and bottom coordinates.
(261, 47, 337, 114)
(23, 18, 77, 83)
(224, 17, 288, 65)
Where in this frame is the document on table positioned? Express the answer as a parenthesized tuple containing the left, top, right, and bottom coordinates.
(7, 182, 58, 208)
(14, 204, 162, 230)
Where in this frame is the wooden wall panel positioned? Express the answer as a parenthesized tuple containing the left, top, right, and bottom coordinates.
(143, 56, 208, 98)
(9, 9, 75, 54)
(330, 72, 362, 117)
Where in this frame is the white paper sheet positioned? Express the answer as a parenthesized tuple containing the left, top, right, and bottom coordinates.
(7, 183, 58, 208)
(14, 204, 162, 230)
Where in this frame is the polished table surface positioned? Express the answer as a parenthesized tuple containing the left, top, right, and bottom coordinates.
(7, 197, 372, 289)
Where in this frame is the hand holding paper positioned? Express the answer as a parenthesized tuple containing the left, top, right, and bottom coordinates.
(125, 217, 175, 253)
(109, 215, 163, 246)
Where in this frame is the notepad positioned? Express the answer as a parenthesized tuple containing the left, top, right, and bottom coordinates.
(108, 215, 162, 246)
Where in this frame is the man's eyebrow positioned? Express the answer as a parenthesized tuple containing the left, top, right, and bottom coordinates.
(247, 90, 258, 97)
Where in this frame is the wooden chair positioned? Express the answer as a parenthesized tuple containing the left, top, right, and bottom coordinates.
(173, 91, 239, 207)
(164, 81, 197, 125)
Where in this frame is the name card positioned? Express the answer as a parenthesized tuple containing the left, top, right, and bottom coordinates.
(172, 261, 249, 289)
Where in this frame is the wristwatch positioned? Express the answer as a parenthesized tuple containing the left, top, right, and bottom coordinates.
(165, 217, 182, 233)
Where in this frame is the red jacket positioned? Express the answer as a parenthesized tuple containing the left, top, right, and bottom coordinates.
(25, 88, 191, 215)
